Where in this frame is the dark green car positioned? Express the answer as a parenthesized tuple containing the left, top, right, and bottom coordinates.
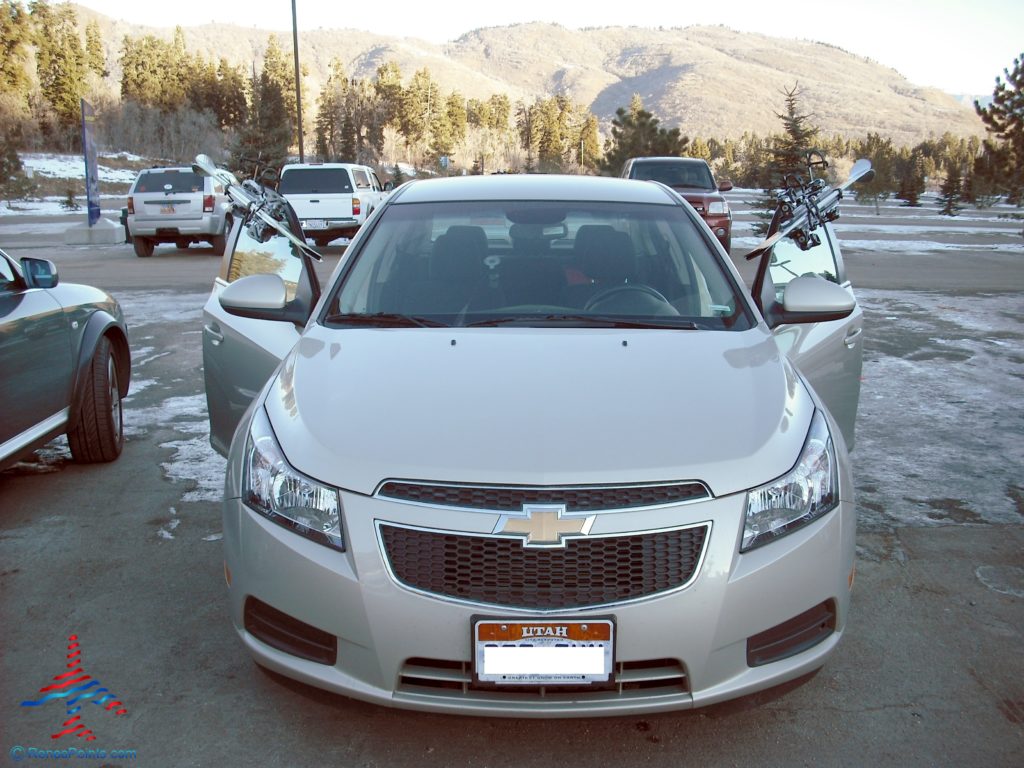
(0, 248, 131, 471)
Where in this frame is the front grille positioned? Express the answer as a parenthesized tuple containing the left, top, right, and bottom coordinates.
(377, 480, 710, 512)
(379, 522, 709, 610)
(746, 599, 836, 667)
(244, 597, 337, 665)
(398, 657, 689, 701)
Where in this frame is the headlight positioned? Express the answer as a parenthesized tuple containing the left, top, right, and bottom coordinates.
(742, 410, 838, 552)
(707, 200, 730, 216)
(243, 406, 344, 550)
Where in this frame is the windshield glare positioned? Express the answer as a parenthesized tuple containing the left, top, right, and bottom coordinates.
(326, 200, 750, 330)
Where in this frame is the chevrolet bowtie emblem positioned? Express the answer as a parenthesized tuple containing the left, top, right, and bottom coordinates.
(494, 504, 594, 548)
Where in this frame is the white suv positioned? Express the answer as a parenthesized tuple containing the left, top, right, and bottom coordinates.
(126, 167, 233, 257)
(278, 163, 388, 247)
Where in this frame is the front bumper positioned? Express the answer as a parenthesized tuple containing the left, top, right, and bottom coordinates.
(222, 478, 855, 717)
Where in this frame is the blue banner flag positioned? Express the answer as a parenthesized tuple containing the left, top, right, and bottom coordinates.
(80, 99, 101, 226)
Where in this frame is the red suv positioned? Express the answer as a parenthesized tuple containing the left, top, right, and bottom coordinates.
(621, 157, 734, 252)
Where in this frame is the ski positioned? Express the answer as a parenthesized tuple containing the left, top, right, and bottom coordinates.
(742, 157, 874, 262)
(191, 153, 322, 262)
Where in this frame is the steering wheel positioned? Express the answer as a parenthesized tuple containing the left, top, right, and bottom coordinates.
(583, 284, 674, 313)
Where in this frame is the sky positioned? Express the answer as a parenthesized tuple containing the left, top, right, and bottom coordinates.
(71, 0, 1022, 96)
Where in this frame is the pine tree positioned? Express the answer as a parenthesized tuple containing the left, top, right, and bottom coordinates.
(515, 100, 539, 171)
(215, 59, 248, 130)
(975, 53, 1024, 204)
(1, 0, 33, 108)
(261, 36, 298, 152)
(35, 3, 86, 145)
(854, 133, 897, 214)
(85, 20, 106, 77)
(753, 84, 821, 234)
(374, 61, 403, 129)
(937, 161, 963, 216)
(599, 96, 688, 175)
(315, 58, 348, 159)
(230, 58, 291, 176)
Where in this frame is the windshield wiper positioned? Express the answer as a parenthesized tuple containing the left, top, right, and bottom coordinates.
(466, 314, 698, 330)
(325, 312, 446, 328)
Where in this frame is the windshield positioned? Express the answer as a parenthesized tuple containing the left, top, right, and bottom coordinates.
(279, 168, 354, 194)
(631, 162, 715, 190)
(324, 200, 751, 330)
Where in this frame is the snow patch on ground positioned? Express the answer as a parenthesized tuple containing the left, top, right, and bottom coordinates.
(20, 152, 139, 184)
(124, 393, 226, 504)
(854, 290, 1024, 530)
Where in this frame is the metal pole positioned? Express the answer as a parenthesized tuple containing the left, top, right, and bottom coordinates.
(291, 0, 304, 162)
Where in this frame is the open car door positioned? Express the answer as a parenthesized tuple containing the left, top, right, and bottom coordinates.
(758, 225, 863, 449)
(200, 167, 322, 456)
(748, 157, 872, 451)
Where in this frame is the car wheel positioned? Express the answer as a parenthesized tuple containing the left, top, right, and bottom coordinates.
(67, 336, 124, 463)
(721, 235, 732, 253)
(133, 237, 154, 258)
(176, 238, 191, 250)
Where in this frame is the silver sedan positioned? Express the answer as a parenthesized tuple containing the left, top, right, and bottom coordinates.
(201, 170, 864, 716)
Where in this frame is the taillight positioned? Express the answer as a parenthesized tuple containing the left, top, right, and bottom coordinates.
(127, 196, 134, 215)
(352, 197, 361, 216)
(203, 194, 215, 212)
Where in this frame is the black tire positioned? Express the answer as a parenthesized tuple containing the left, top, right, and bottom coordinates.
(68, 336, 124, 463)
(133, 237, 154, 258)
(175, 238, 191, 250)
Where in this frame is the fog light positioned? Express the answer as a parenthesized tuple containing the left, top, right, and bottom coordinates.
(715, 227, 726, 237)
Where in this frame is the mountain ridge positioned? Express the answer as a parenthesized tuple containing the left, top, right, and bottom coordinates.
(72, 6, 985, 146)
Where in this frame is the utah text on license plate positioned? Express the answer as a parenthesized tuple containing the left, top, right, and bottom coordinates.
(473, 618, 614, 685)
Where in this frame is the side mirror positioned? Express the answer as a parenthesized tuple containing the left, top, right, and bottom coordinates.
(219, 273, 308, 324)
(717, 179, 734, 192)
(767, 275, 855, 328)
(20, 257, 59, 289)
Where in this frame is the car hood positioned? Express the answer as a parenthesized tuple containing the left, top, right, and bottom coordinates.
(263, 326, 815, 498)
(674, 189, 725, 209)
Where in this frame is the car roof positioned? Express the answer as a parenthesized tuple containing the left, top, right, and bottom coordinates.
(629, 157, 709, 165)
(391, 174, 679, 205)
(281, 163, 363, 171)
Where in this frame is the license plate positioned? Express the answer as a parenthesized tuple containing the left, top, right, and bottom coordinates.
(304, 219, 327, 230)
(160, 205, 175, 214)
(473, 618, 614, 685)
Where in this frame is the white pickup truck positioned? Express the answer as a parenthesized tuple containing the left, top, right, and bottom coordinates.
(278, 162, 389, 247)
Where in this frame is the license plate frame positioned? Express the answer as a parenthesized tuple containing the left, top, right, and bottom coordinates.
(160, 204, 176, 215)
(472, 616, 615, 687)
(303, 218, 327, 230)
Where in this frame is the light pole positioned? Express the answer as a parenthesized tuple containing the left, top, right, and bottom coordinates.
(291, 0, 304, 161)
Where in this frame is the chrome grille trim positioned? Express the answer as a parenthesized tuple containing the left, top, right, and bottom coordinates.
(375, 479, 712, 513)
(376, 520, 712, 613)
